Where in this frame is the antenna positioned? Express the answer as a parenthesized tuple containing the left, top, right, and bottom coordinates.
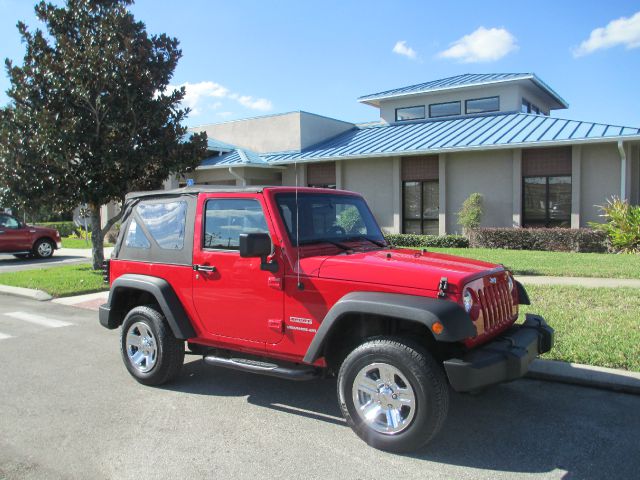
(295, 159, 303, 290)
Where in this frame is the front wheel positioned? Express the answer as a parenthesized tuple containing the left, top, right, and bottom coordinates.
(337, 337, 449, 452)
(120, 306, 185, 386)
(32, 239, 55, 259)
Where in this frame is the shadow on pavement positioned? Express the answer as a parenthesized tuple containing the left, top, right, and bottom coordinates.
(0, 254, 89, 271)
(168, 358, 639, 479)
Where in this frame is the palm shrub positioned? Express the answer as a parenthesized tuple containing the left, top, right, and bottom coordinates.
(590, 197, 640, 253)
(458, 193, 484, 234)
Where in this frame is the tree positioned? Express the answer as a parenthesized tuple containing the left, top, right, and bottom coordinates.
(0, 0, 207, 269)
(457, 192, 484, 234)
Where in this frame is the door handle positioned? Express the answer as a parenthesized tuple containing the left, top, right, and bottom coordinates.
(193, 264, 217, 273)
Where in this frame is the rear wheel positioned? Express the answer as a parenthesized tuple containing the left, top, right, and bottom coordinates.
(33, 239, 54, 259)
(337, 337, 449, 452)
(120, 306, 185, 386)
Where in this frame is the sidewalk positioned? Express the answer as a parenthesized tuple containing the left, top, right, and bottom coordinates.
(57, 247, 114, 258)
(51, 290, 108, 310)
(518, 275, 640, 288)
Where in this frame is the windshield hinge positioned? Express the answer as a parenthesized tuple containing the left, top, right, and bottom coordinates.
(438, 277, 448, 298)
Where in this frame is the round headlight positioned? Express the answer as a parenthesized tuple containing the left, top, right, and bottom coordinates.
(507, 275, 514, 293)
(463, 289, 473, 313)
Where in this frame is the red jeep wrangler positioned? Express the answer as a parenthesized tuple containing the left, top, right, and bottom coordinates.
(99, 186, 553, 452)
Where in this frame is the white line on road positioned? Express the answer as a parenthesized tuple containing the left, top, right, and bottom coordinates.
(4, 311, 74, 328)
(0, 332, 13, 340)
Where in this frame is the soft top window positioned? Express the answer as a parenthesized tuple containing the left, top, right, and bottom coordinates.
(137, 201, 187, 250)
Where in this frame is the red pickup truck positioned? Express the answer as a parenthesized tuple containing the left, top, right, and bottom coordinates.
(99, 186, 553, 452)
(0, 213, 61, 258)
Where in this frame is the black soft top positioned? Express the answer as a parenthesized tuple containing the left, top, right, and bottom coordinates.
(125, 185, 266, 201)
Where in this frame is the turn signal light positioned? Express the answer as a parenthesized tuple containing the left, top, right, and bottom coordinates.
(431, 321, 444, 335)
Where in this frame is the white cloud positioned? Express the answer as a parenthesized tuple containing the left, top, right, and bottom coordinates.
(166, 81, 273, 116)
(573, 11, 640, 57)
(392, 40, 417, 59)
(217, 111, 234, 118)
(438, 27, 518, 63)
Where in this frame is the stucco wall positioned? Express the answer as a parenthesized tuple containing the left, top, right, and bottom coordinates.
(580, 143, 621, 225)
(299, 112, 354, 149)
(378, 84, 522, 124)
(445, 150, 514, 233)
(197, 113, 302, 153)
(342, 157, 396, 231)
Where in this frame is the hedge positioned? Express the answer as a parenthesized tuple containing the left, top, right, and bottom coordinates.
(34, 221, 77, 237)
(384, 233, 469, 248)
(468, 228, 608, 253)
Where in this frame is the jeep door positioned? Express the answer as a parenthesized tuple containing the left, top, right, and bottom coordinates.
(192, 194, 284, 345)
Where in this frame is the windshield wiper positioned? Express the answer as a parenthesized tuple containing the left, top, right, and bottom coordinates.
(343, 236, 388, 248)
(298, 239, 352, 251)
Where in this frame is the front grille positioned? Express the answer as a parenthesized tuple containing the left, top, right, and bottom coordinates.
(477, 280, 514, 333)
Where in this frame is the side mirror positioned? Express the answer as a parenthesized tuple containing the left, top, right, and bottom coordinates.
(239, 233, 278, 273)
(239, 232, 272, 258)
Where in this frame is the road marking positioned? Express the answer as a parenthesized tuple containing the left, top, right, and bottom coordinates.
(4, 311, 74, 328)
(0, 332, 13, 340)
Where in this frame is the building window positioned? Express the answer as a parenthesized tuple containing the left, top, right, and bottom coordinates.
(402, 156, 439, 235)
(307, 162, 336, 188)
(522, 147, 572, 228)
(523, 176, 571, 227)
(429, 101, 461, 118)
(521, 99, 541, 115)
(465, 96, 500, 114)
(395, 105, 425, 122)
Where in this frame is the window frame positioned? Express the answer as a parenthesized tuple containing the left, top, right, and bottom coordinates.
(395, 105, 426, 122)
(402, 180, 439, 235)
(522, 175, 572, 228)
(465, 96, 500, 115)
(428, 101, 461, 118)
(202, 197, 270, 252)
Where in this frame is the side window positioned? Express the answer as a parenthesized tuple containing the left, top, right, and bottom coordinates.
(125, 218, 151, 249)
(137, 201, 187, 250)
(0, 215, 20, 229)
(204, 198, 269, 250)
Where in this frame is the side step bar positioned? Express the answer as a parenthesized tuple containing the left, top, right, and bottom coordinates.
(203, 355, 319, 381)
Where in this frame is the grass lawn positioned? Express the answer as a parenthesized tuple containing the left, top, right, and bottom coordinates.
(428, 247, 640, 279)
(61, 237, 113, 248)
(0, 264, 107, 297)
(521, 285, 640, 372)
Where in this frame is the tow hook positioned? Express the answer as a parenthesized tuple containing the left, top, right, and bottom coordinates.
(438, 277, 448, 298)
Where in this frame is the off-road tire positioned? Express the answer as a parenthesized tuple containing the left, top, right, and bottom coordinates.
(120, 305, 185, 386)
(337, 336, 449, 452)
(32, 238, 55, 259)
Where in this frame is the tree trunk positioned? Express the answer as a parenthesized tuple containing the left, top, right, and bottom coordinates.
(89, 203, 104, 270)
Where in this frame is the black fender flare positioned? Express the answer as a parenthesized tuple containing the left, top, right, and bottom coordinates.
(302, 291, 476, 364)
(98, 274, 196, 339)
(516, 281, 531, 305)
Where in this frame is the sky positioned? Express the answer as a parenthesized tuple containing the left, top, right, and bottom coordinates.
(0, 0, 639, 128)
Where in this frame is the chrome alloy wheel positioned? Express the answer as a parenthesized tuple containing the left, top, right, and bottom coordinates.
(37, 241, 53, 257)
(352, 362, 416, 435)
(125, 321, 158, 373)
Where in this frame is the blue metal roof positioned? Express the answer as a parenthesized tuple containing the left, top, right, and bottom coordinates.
(200, 147, 269, 168)
(206, 138, 236, 152)
(263, 112, 640, 164)
(358, 73, 568, 108)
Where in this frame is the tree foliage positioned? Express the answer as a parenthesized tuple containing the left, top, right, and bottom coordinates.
(0, 0, 208, 268)
(457, 192, 484, 233)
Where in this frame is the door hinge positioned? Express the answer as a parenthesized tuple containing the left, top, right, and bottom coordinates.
(268, 319, 284, 333)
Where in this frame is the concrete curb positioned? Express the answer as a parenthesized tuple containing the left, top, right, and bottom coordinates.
(526, 359, 640, 395)
(0, 284, 52, 301)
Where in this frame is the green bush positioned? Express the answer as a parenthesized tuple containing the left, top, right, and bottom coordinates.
(468, 228, 607, 253)
(458, 193, 483, 233)
(384, 233, 469, 248)
(34, 221, 76, 237)
(590, 197, 640, 253)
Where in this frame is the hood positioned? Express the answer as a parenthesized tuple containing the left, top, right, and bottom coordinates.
(316, 248, 503, 292)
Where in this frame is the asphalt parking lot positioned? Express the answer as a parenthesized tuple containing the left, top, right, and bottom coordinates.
(0, 294, 639, 480)
(0, 251, 89, 273)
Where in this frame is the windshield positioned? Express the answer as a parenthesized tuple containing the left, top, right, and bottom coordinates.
(275, 193, 386, 247)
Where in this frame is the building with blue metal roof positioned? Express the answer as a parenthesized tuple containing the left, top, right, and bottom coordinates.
(177, 73, 640, 235)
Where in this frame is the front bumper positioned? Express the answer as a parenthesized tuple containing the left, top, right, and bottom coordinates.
(443, 314, 554, 392)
